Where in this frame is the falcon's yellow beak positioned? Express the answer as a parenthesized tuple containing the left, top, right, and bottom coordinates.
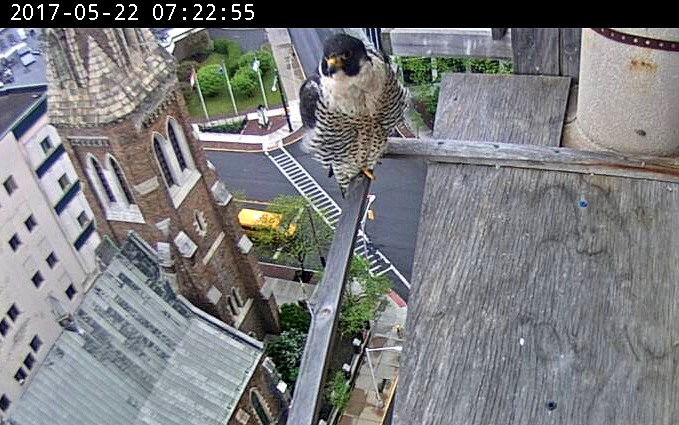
(326, 56, 342, 72)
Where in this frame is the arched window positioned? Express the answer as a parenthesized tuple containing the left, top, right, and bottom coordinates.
(153, 136, 176, 187)
(90, 156, 116, 203)
(167, 117, 195, 171)
(108, 156, 135, 205)
(250, 389, 271, 425)
(167, 123, 188, 171)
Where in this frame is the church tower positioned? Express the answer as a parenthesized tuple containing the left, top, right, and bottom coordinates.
(45, 28, 279, 337)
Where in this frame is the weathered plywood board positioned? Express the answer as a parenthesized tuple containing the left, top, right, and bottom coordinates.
(511, 28, 561, 75)
(433, 74, 570, 146)
(395, 163, 679, 425)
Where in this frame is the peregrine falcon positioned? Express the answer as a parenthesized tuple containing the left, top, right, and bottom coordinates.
(299, 34, 407, 194)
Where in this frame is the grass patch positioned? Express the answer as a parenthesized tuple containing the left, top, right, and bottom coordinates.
(185, 52, 282, 119)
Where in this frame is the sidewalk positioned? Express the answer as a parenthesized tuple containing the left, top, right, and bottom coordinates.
(194, 100, 305, 152)
(340, 293, 407, 425)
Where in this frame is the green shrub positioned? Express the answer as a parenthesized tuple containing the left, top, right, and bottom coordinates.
(400, 57, 432, 85)
(202, 119, 246, 134)
(213, 38, 231, 55)
(196, 64, 225, 97)
(231, 68, 258, 98)
(237, 49, 274, 74)
(265, 330, 306, 385)
(326, 371, 351, 412)
(280, 303, 311, 333)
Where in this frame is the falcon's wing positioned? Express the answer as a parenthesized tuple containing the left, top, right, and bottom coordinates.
(299, 75, 322, 129)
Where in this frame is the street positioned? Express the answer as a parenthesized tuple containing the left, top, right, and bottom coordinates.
(205, 144, 426, 288)
(206, 28, 428, 300)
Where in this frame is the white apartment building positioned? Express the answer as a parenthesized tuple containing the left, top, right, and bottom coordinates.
(0, 84, 100, 416)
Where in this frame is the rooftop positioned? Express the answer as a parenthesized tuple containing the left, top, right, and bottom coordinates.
(5, 233, 263, 425)
(0, 84, 46, 139)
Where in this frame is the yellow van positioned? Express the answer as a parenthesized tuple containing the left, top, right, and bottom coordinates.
(238, 208, 297, 238)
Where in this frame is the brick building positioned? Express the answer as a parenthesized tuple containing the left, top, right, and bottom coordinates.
(44, 28, 278, 337)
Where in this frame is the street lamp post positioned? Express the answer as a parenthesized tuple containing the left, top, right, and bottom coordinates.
(272, 68, 294, 132)
(252, 58, 268, 109)
(365, 345, 402, 408)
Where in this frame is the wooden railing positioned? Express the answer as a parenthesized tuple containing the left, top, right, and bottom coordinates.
(287, 177, 371, 424)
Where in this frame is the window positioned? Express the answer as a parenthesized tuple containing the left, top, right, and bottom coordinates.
(77, 211, 89, 228)
(31, 271, 44, 288)
(109, 157, 135, 205)
(90, 157, 116, 203)
(9, 234, 21, 251)
(58, 173, 70, 191)
(40, 137, 53, 153)
(65, 284, 77, 300)
(3, 176, 17, 195)
(0, 319, 8, 336)
(153, 136, 176, 187)
(168, 122, 188, 171)
(250, 389, 271, 425)
(14, 368, 27, 382)
(24, 214, 37, 232)
(23, 353, 35, 370)
(46, 252, 58, 268)
(30, 335, 42, 352)
(0, 394, 10, 412)
(7, 304, 19, 322)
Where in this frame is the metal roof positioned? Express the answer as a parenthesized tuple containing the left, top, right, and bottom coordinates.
(6, 233, 262, 425)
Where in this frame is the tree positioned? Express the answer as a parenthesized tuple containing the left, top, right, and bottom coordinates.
(196, 64, 225, 97)
(230, 68, 258, 98)
(183, 30, 211, 61)
(237, 49, 274, 74)
(338, 256, 392, 336)
(176, 60, 199, 83)
(263, 195, 333, 278)
(279, 303, 311, 333)
(265, 330, 306, 385)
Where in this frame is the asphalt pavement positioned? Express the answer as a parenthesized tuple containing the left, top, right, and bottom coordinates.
(205, 141, 426, 284)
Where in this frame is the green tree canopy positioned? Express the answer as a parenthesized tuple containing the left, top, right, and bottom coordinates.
(196, 64, 225, 97)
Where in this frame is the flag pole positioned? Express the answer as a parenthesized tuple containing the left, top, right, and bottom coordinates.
(222, 61, 238, 115)
(192, 66, 210, 122)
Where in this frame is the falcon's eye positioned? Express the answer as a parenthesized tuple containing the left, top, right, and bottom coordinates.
(341, 51, 352, 60)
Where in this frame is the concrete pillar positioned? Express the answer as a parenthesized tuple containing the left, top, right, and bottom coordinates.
(576, 28, 679, 156)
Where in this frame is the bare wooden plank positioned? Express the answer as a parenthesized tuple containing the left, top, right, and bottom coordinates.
(395, 163, 679, 424)
(491, 28, 507, 40)
(433, 74, 570, 146)
(560, 28, 582, 80)
(386, 138, 679, 184)
(511, 28, 560, 75)
(287, 176, 371, 425)
(386, 28, 512, 59)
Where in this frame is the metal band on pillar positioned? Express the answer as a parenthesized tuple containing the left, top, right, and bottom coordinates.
(591, 28, 679, 52)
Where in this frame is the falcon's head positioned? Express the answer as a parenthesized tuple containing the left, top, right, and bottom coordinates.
(320, 34, 370, 78)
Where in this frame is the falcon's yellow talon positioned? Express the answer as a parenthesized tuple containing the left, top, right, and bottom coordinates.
(361, 168, 375, 181)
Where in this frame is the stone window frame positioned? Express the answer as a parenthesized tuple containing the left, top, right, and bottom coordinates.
(87, 154, 117, 205)
(193, 209, 208, 237)
(106, 154, 136, 206)
(86, 153, 144, 224)
(152, 121, 201, 209)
